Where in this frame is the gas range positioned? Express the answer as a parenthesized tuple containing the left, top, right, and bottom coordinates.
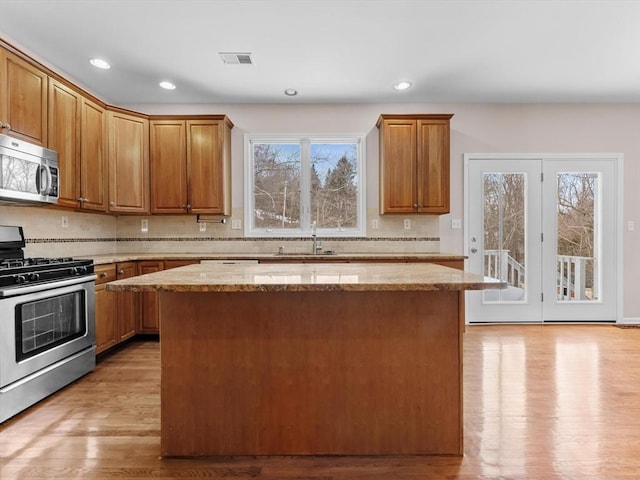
(0, 257, 94, 289)
(0, 225, 96, 423)
(0, 226, 94, 293)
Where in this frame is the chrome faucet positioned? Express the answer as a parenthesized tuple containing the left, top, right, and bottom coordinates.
(311, 221, 322, 255)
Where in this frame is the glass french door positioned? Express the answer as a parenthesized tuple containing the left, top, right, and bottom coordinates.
(465, 155, 619, 323)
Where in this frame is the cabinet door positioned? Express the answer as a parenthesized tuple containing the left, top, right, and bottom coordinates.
(187, 119, 231, 214)
(416, 119, 450, 214)
(94, 264, 118, 354)
(80, 98, 108, 211)
(0, 49, 48, 145)
(48, 79, 81, 208)
(150, 120, 187, 213)
(379, 119, 417, 214)
(138, 261, 164, 333)
(108, 110, 149, 213)
(116, 262, 139, 341)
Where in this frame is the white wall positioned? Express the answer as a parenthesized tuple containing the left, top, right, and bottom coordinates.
(127, 102, 640, 320)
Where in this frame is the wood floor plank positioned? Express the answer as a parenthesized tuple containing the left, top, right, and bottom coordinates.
(1, 326, 639, 479)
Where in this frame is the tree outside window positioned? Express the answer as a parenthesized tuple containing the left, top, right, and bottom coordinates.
(246, 136, 365, 237)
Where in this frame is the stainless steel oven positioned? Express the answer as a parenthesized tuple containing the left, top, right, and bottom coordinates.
(0, 226, 95, 423)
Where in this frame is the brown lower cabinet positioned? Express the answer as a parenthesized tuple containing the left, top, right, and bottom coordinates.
(116, 262, 139, 341)
(138, 260, 164, 333)
(95, 262, 139, 354)
(94, 264, 117, 354)
(94, 259, 202, 347)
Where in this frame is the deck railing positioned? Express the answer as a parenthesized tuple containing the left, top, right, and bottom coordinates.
(483, 250, 595, 301)
(557, 255, 596, 300)
(484, 250, 525, 288)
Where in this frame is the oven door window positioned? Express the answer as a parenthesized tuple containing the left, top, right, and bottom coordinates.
(15, 291, 86, 362)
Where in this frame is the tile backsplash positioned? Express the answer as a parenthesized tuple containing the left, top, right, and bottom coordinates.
(1, 205, 440, 256)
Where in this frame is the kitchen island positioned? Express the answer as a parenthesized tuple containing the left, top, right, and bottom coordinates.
(107, 262, 504, 457)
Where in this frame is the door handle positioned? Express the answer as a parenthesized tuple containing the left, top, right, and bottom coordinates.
(470, 248, 478, 254)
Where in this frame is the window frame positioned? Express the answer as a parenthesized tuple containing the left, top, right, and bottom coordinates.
(244, 133, 366, 238)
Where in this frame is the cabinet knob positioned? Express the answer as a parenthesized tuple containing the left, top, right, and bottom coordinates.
(110, 201, 115, 206)
(413, 203, 418, 209)
(100, 272, 108, 277)
(1, 122, 11, 130)
(118, 270, 124, 275)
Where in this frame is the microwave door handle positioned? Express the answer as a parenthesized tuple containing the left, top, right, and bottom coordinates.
(36, 164, 51, 195)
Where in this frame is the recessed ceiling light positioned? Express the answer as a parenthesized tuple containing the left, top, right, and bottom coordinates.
(159, 81, 176, 90)
(393, 80, 412, 91)
(284, 89, 298, 96)
(89, 58, 110, 69)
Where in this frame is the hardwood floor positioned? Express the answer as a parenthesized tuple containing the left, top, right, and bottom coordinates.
(1, 325, 638, 479)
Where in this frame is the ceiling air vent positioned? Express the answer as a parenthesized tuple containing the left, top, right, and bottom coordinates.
(219, 52, 253, 65)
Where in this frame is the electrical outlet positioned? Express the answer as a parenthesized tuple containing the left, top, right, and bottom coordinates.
(451, 219, 462, 230)
(199, 222, 206, 232)
(403, 219, 411, 230)
(231, 219, 242, 230)
(61, 216, 68, 228)
(141, 219, 148, 233)
(372, 219, 379, 230)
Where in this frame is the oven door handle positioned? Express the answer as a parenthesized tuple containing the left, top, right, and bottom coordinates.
(0, 275, 97, 298)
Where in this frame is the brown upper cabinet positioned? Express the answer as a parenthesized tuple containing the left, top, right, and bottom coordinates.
(47, 80, 108, 211)
(0, 48, 48, 146)
(377, 114, 453, 214)
(48, 79, 81, 208)
(150, 116, 233, 215)
(108, 109, 150, 213)
(79, 98, 108, 211)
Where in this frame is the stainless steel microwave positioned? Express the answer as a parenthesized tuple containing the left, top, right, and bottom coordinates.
(0, 134, 58, 205)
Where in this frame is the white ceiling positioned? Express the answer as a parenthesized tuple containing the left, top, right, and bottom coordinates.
(0, 0, 638, 105)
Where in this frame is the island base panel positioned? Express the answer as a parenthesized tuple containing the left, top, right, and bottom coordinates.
(160, 290, 462, 456)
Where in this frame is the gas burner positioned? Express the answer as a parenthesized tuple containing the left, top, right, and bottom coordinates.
(0, 259, 24, 269)
(0, 227, 94, 290)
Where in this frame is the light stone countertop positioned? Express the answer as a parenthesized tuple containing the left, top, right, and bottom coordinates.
(87, 252, 466, 265)
(106, 262, 504, 293)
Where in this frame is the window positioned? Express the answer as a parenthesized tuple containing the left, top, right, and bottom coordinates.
(245, 134, 366, 237)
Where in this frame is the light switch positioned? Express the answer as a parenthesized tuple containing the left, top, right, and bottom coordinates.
(451, 219, 462, 230)
(61, 216, 68, 228)
(628, 220, 636, 232)
(231, 219, 242, 230)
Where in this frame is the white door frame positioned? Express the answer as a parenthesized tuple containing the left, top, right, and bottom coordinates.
(463, 153, 624, 324)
